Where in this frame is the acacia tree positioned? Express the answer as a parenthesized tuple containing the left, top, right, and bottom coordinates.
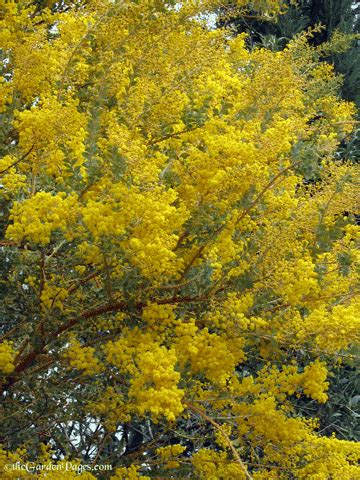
(0, 0, 359, 478)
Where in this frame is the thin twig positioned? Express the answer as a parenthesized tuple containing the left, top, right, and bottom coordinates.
(188, 403, 253, 480)
(0, 145, 34, 175)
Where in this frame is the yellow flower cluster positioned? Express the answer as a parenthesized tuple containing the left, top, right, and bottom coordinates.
(0, 341, 16, 374)
(301, 361, 329, 403)
(1, 0, 359, 477)
(0, 446, 33, 479)
(273, 255, 319, 306)
(205, 221, 247, 281)
(110, 465, 150, 480)
(40, 281, 69, 312)
(76, 242, 103, 266)
(128, 345, 184, 422)
(311, 62, 335, 80)
(209, 292, 254, 330)
(80, 182, 189, 279)
(1, 7, 66, 101)
(172, 118, 262, 211)
(81, 199, 125, 240)
(316, 96, 356, 135)
(175, 321, 245, 385)
(0, 78, 12, 113)
(0, 445, 96, 479)
(192, 449, 247, 480)
(296, 435, 360, 480)
(15, 96, 87, 179)
(106, 333, 184, 421)
(123, 187, 188, 279)
(156, 444, 186, 469)
(245, 361, 329, 403)
(6, 191, 78, 245)
(105, 328, 154, 376)
(234, 396, 311, 451)
(104, 118, 167, 184)
(141, 303, 177, 336)
(64, 339, 103, 376)
(295, 299, 360, 352)
(0, 155, 26, 198)
(260, 118, 298, 161)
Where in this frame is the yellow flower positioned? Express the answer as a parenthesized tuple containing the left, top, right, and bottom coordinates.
(0, 341, 16, 374)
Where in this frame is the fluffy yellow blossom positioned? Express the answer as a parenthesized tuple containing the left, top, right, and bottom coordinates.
(240, 361, 329, 404)
(128, 346, 184, 422)
(0, 341, 16, 374)
(209, 292, 254, 330)
(110, 465, 150, 480)
(81, 200, 126, 240)
(273, 255, 320, 306)
(6, 192, 78, 245)
(234, 396, 311, 450)
(14, 96, 87, 179)
(295, 435, 360, 479)
(141, 303, 178, 335)
(192, 449, 247, 480)
(0, 79, 12, 113)
(41, 282, 69, 312)
(64, 339, 103, 376)
(175, 321, 245, 385)
(106, 333, 184, 421)
(297, 300, 360, 352)
(0, 155, 27, 198)
(0, 446, 33, 479)
(0, 446, 97, 479)
(121, 187, 188, 279)
(76, 241, 103, 266)
(301, 361, 329, 403)
(156, 444, 186, 469)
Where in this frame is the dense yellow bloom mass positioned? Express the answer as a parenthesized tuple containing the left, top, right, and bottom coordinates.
(174, 320, 246, 385)
(0, 342, 16, 375)
(6, 191, 78, 245)
(14, 96, 87, 180)
(110, 465, 150, 480)
(64, 338, 103, 375)
(192, 448, 248, 479)
(0, 446, 97, 479)
(106, 334, 184, 421)
(0, 0, 359, 477)
(156, 444, 186, 469)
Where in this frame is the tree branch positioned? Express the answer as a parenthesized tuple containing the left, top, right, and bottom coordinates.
(187, 403, 253, 480)
(0, 145, 34, 176)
